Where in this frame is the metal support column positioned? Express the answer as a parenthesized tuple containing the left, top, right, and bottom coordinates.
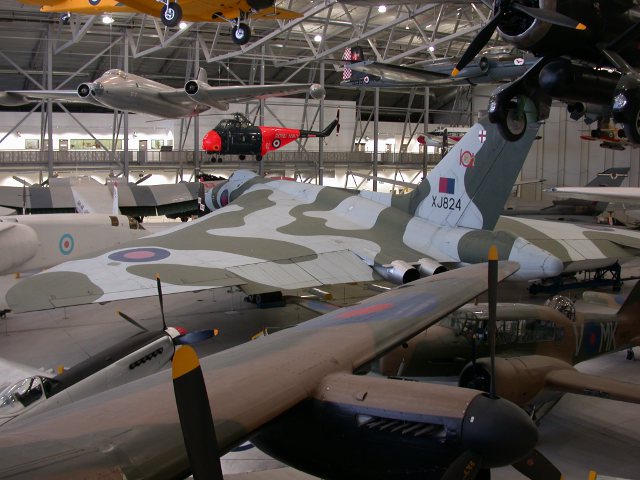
(122, 29, 130, 179)
(46, 25, 54, 179)
(318, 61, 325, 186)
(423, 87, 430, 180)
(373, 87, 379, 192)
(259, 44, 265, 177)
(193, 36, 200, 179)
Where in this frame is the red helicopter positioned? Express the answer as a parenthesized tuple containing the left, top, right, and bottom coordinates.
(202, 111, 339, 161)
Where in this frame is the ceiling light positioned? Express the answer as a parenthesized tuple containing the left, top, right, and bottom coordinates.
(314, 34, 322, 42)
(425, 24, 432, 29)
(102, 14, 114, 25)
(179, 21, 188, 29)
(378, 5, 387, 13)
(428, 45, 435, 52)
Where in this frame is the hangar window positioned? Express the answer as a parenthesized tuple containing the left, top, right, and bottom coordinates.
(151, 139, 166, 150)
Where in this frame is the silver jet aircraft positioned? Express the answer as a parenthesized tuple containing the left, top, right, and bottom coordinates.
(5, 105, 564, 312)
(0, 68, 325, 118)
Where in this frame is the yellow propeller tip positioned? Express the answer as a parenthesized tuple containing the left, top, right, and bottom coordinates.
(577, 23, 587, 30)
(172, 345, 200, 380)
(213, 329, 219, 336)
(488, 245, 498, 261)
(451, 68, 460, 77)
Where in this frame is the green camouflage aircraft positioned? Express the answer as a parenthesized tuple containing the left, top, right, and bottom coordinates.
(5, 104, 565, 312)
(379, 282, 640, 420)
(0, 261, 561, 480)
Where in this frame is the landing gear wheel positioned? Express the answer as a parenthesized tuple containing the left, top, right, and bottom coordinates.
(160, 2, 182, 28)
(231, 23, 251, 45)
(256, 155, 263, 161)
(89, 0, 101, 5)
(627, 348, 635, 361)
(498, 99, 527, 141)
(239, 154, 246, 160)
(60, 13, 71, 25)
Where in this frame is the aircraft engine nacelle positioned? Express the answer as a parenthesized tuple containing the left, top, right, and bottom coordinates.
(202, 130, 223, 154)
(373, 260, 420, 284)
(0, 92, 29, 107)
(184, 80, 230, 111)
(495, 0, 594, 54)
(458, 355, 574, 406)
(0, 223, 39, 275)
(538, 59, 620, 105)
(76, 82, 107, 107)
(417, 258, 447, 277)
(612, 73, 640, 144)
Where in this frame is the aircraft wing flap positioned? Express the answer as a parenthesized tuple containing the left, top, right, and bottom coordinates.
(545, 369, 640, 404)
(227, 250, 376, 291)
(253, 6, 303, 20)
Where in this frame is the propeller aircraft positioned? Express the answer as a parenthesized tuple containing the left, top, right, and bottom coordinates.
(449, 0, 640, 145)
(0, 277, 217, 428)
(19, 0, 302, 45)
(378, 281, 640, 421)
(0, 259, 564, 480)
(0, 67, 325, 118)
(202, 111, 339, 162)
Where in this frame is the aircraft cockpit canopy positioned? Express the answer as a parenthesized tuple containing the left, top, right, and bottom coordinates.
(0, 376, 54, 422)
(544, 295, 576, 322)
(104, 69, 127, 79)
(215, 113, 254, 132)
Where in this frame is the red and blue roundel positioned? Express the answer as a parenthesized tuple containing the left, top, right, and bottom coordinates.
(59, 233, 75, 256)
(108, 247, 171, 263)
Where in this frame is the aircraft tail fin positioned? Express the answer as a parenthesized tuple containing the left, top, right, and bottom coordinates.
(586, 167, 630, 187)
(391, 105, 541, 230)
(196, 67, 208, 84)
(617, 280, 640, 319)
(341, 46, 375, 86)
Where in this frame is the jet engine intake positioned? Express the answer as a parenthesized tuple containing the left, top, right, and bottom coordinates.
(373, 260, 419, 284)
(459, 355, 574, 406)
(184, 80, 230, 111)
(417, 258, 447, 277)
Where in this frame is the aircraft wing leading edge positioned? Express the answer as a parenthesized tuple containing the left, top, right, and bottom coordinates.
(545, 368, 640, 404)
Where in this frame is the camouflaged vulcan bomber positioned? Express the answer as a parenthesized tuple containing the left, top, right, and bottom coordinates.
(5, 106, 566, 312)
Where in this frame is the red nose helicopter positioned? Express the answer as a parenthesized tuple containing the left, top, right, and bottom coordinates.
(202, 111, 339, 162)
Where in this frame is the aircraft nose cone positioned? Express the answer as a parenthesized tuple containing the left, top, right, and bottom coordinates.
(460, 393, 538, 468)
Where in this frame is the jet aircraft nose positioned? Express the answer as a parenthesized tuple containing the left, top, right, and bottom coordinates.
(91, 82, 104, 97)
(460, 393, 538, 468)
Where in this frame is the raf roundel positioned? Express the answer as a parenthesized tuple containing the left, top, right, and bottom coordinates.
(108, 247, 171, 263)
(272, 138, 281, 149)
(59, 233, 75, 256)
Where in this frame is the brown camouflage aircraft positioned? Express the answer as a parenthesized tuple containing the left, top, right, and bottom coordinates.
(0, 261, 561, 480)
(379, 282, 640, 420)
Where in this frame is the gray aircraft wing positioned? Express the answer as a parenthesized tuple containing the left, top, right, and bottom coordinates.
(0, 90, 85, 106)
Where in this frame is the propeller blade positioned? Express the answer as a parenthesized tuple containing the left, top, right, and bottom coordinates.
(118, 311, 149, 332)
(135, 173, 152, 185)
(512, 449, 563, 480)
(440, 450, 483, 480)
(156, 274, 167, 331)
(172, 345, 223, 480)
(487, 245, 498, 398)
(511, 4, 586, 30)
(175, 329, 220, 345)
(452, 13, 502, 76)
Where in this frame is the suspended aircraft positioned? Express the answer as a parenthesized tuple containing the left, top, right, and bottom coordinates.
(0, 67, 325, 118)
(19, 0, 302, 45)
(378, 282, 640, 420)
(449, 1, 640, 145)
(0, 260, 563, 480)
(202, 111, 339, 161)
(4, 107, 569, 312)
(341, 45, 537, 88)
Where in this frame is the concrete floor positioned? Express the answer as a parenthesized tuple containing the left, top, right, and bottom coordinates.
(1, 279, 639, 480)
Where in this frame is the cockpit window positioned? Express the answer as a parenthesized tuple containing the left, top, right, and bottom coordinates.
(544, 295, 576, 322)
(0, 376, 46, 417)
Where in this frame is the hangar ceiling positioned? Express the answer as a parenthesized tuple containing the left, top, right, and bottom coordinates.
(0, 0, 496, 121)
